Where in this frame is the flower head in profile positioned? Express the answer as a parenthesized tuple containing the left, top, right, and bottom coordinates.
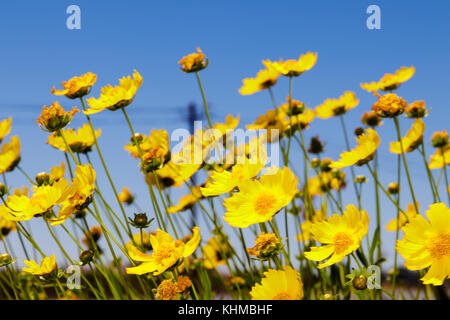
(47, 124, 101, 154)
(361, 66, 415, 93)
(239, 68, 280, 95)
(85, 70, 143, 114)
(0, 216, 16, 240)
(202, 236, 231, 269)
(126, 227, 200, 275)
(431, 130, 448, 148)
(37, 102, 79, 132)
(361, 111, 382, 127)
(428, 146, 450, 169)
(263, 52, 317, 77)
(390, 119, 425, 154)
(119, 187, 134, 205)
(51, 72, 97, 99)
(0, 117, 12, 144)
(178, 47, 208, 73)
(147, 161, 201, 189)
(223, 166, 298, 228)
(397, 203, 450, 286)
(284, 108, 316, 132)
(297, 209, 327, 242)
(386, 203, 419, 231)
(168, 187, 203, 214)
(304, 204, 369, 268)
(405, 101, 429, 118)
(250, 266, 303, 300)
(0, 136, 21, 174)
(23, 255, 57, 277)
(330, 128, 380, 169)
(247, 232, 283, 260)
(277, 96, 305, 117)
(246, 110, 286, 142)
(372, 93, 407, 118)
(315, 92, 359, 119)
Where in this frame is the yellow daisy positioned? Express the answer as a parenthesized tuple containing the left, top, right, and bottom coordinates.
(37, 102, 79, 132)
(51, 72, 97, 99)
(304, 204, 369, 268)
(202, 236, 230, 269)
(85, 70, 143, 114)
(329, 128, 380, 169)
(315, 91, 359, 119)
(386, 203, 419, 231)
(23, 255, 57, 276)
(429, 146, 450, 169)
(168, 187, 202, 214)
(178, 47, 208, 73)
(223, 166, 298, 228)
(126, 227, 201, 276)
(361, 66, 415, 93)
(0, 136, 21, 174)
(239, 68, 280, 95)
(390, 119, 425, 154)
(47, 124, 101, 153)
(0, 117, 12, 144)
(246, 110, 286, 142)
(397, 203, 450, 286)
(250, 266, 304, 300)
(263, 52, 318, 77)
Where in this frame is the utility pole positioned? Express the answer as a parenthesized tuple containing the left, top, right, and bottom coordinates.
(188, 103, 199, 228)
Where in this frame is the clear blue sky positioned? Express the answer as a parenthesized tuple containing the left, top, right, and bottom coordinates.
(0, 1, 449, 269)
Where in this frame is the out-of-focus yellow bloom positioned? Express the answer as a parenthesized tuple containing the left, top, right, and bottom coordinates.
(239, 68, 280, 95)
(147, 161, 201, 189)
(330, 128, 380, 169)
(125, 129, 170, 172)
(361, 111, 382, 127)
(277, 97, 305, 117)
(0, 118, 12, 144)
(386, 203, 419, 231)
(128, 231, 154, 251)
(263, 52, 317, 77)
(247, 232, 283, 259)
(429, 146, 450, 169)
(49, 164, 96, 226)
(119, 187, 134, 205)
(306, 170, 346, 197)
(178, 47, 208, 73)
(202, 236, 230, 269)
(284, 108, 316, 131)
(405, 101, 429, 118)
(0, 136, 21, 174)
(155, 276, 192, 300)
(85, 70, 143, 114)
(168, 187, 202, 214)
(431, 130, 448, 148)
(361, 66, 415, 93)
(397, 203, 450, 286)
(315, 92, 359, 119)
(304, 204, 369, 268)
(201, 142, 267, 197)
(51, 72, 97, 99)
(297, 209, 327, 242)
(47, 124, 101, 153)
(390, 119, 425, 154)
(250, 266, 304, 300)
(372, 93, 407, 118)
(37, 102, 79, 132)
(126, 227, 200, 276)
(224, 166, 298, 228)
(23, 255, 57, 276)
(0, 216, 16, 239)
(246, 110, 286, 142)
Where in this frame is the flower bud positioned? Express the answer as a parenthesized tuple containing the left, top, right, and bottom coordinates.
(361, 111, 382, 127)
(354, 175, 367, 184)
(372, 93, 406, 118)
(354, 127, 364, 137)
(0, 183, 8, 197)
(79, 249, 94, 265)
(388, 182, 400, 194)
(405, 101, 428, 118)
(308, 136, 324, 154)
(310, 158, 321, 169)
(352, 275, 367, 290)
(0, 253, 12, 266)
(131, 133, 145, 145)
(320, 158, 332, 172)
(133, 213, 149, 228)
(35, 172, 51, 186)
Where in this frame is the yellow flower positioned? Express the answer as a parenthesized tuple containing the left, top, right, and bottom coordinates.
(397, 203, 450, 286)
(178, 47, 208, 73)
(329, 128, 380, 169)
(168, 187, 202, 214)
(126, 227, 201, 275)
(37, 102, 79, 132)
(49, 164, 96, 226)
(361, 111, 382, 127)
(297, 209, 327, 242)
(284, 108, 316, 131)
(0, 136, 21, 174)
(239, 68, 280, 95)
(118, 187, 134, 205)
(304, 204, 369, 268)
(23, 255, 57, 276)
(247, 232, 283, 259)
(125, 129, 170, 172)
(223, 166, 298, 228)
(0, 117, 12, 144)
(372, 93, 407, 118)
(0, 216, 16, 239)
(51, 72, 97, 99)
(85, 70, 143, 114)
(315, 92, 359, 119)
(202, 236, 230, 269)
(246, 110, 286, 142)
(147, 161, 201, 189)
(429, 146, 450, 169)
(263, 52, 318, 77)
(47, 124, 101, 153)
(386, 203, 419, 231)
(390, 119, 425, 154)
(155, 276, 192, 300)
(431, 130, 448, 148)
(277, 97, 305, 117)
(405, 101, 429, 118)
(361, 66, 415, 93)
(201, 141, 267, 197)
(128, 231, 154, 251)
(250, 266, 304, 300)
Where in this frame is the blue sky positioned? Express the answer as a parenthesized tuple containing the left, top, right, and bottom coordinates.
(0, 1, 449, 269)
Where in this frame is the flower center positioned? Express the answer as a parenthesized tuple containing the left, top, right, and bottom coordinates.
(153, 243, 176, 263)
(427, 233, 450, 260)
(273, 292, 293, 300)
(254, 193, 277, 216)
(333, 232, 353, 254)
